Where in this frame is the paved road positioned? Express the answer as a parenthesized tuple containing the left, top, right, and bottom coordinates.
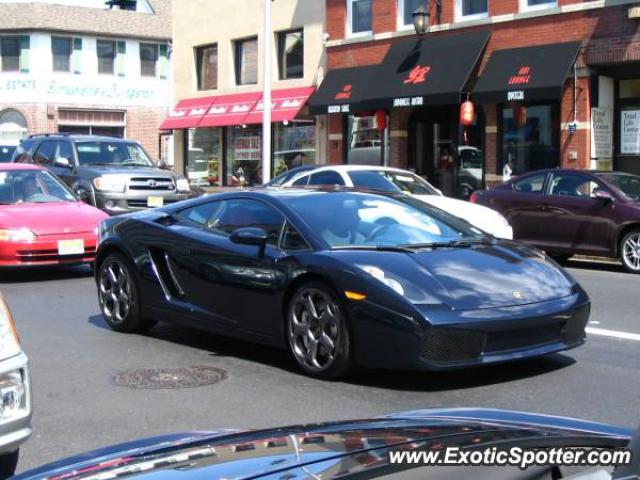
(1, 259, 638, 473)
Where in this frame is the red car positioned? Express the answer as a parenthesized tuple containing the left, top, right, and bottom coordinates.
(0, 164, 107, 267)
(471, 169, 640, 273)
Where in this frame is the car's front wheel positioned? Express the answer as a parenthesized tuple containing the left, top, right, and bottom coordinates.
(286, 282, 352, 380)
(0, 450, 19, 479)
(98, 253, 152, 332)
(620, 229, 640, 274)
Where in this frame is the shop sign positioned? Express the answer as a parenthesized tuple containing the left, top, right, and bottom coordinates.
(392, 97, 424, 107)
(328, 105, 349, 114)
(507, 90, 524, 101)
(590, 107, 613, 159)
(621, 110, 640, 155)
(234, 136, 261, 161)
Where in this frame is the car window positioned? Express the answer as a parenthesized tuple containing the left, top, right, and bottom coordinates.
(0, 146, 15, 162)
(291, 175, 309, 186)
(548, 173, 599, 197)
(349, 171, 402, 193)
(513, 173, 546, 193)
(34, 141, 57, 166)
(597, 172, 640, 200)
(308, 171, 345, 186)
(179, 201, 226, 228)
(0, 169, 76, 204)
(56, 141, 74, 164)
(12, 140, 34, 163)
(209, 199, 285, 246)
(280, 222, 309, 251)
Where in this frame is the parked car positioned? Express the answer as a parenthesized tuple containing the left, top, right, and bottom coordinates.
(0, 292, 32, 478)
(282, 166, 513, 239)
(471, 169, 640, 273)
(0, 146, 16, 163)
(12, 134, 193, 216)
(0, 164, 107, 267)
(11, 408, 637, 480)
(95, 188, 588, 379)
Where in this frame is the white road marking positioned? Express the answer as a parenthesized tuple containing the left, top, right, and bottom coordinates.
(589, 320, 601, 325)
(586, 327, 640, 342)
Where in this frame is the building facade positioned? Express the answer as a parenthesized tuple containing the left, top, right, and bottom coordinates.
(0, 0, 171, 160)
(310, 0, 640, 196)
(166, 0, 326, 188)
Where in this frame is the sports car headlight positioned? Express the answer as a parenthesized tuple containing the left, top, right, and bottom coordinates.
(0, 228, 36, 242)
(176, 178, 191, 193)
(93, 175, 128, 193)
(0, 294, 22, 362)
(357, 265, 442, 305)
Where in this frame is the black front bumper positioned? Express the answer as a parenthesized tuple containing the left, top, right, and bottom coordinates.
(349, 291, 590, 371)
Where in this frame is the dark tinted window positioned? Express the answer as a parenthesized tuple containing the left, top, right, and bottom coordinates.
(349, 171, 401, 192)
(0, 146, 16, 162)
(292, 175, 309, 186)
(308, 171, 344, 186)
(210, 199, 285, 245)
(548, 173, 598, 197)
(12, 140, 34, 163)
(597, 173, 640, 200)
(57, 141, 74, 164)
(280, 223, 309, 251)
(179, 201, 225, 228)
(34, 141, 57, 166)
(513, 173, 546, 193)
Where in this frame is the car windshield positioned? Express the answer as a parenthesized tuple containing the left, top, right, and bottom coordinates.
(597, 172, 640, 200)
(0, 169, 77, 204)
(0, 146, 16, 162)
(349, 170, 440, 195)
(287, 192, 482, 248)
(76, 141, 155, 167)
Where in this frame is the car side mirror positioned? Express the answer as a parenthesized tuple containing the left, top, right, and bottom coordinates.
(157, 160, 170, 170)
(229, 227, 268, 258)
(75, 188, 89, 202)
(55, 157, 72, 168)
(592, 189, 614, 203)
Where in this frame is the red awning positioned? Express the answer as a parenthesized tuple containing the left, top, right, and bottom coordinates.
(198, 92, 261, 128)
(159, 96, 215, 130)
(243, 86, 316, 124)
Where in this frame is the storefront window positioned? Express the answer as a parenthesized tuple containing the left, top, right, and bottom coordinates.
(273, 121, 316, 177)
(186, 128, 222, 187)
(226, 125, 262, 186)
(347, 115, 386, 165)
(500, 104, 559, 175)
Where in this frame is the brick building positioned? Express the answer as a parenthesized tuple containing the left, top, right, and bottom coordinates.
(0, 0, 171, 160)
(309, 0, 640, 196)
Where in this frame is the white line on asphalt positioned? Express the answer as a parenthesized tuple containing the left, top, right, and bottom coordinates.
(586, 327, 640, 342)
(589, 320, 601, 325)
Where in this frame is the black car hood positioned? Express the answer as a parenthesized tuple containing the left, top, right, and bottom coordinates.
(81, 165, 177, 178)
(329, 242, 576, 310)
(15, 410, 630, 480)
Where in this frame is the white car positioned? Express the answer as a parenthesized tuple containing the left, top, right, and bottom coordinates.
(282, 165, 513, 239)
(0, 292, 31, 478)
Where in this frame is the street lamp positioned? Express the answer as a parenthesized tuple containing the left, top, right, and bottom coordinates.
(262, 0, 273, 184)
(412, 1, 441, 35)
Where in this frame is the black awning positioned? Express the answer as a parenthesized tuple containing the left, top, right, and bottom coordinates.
(308, 65, 380, 115)
(359, 30, 490, 110)
(473, 42, 581, 104)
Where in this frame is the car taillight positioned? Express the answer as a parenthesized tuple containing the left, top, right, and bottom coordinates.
(469, 191, 479, 203)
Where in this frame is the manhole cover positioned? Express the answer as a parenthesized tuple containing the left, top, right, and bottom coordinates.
(113, 366, 227, 389)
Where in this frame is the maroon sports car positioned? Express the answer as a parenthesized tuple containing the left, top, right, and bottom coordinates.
(471, 169, 640, 273)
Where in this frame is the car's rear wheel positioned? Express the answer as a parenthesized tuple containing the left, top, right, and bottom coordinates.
(98, 253, 152, 332)
(286, 282, 352, 380)
(620, 229, 640, 274)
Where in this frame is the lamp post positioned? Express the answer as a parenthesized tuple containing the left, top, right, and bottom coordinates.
(412, 6, 430, 35)
(262, 0, 272, 184)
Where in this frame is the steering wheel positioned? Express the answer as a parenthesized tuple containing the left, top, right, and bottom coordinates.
(366, 224, 392, 242)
